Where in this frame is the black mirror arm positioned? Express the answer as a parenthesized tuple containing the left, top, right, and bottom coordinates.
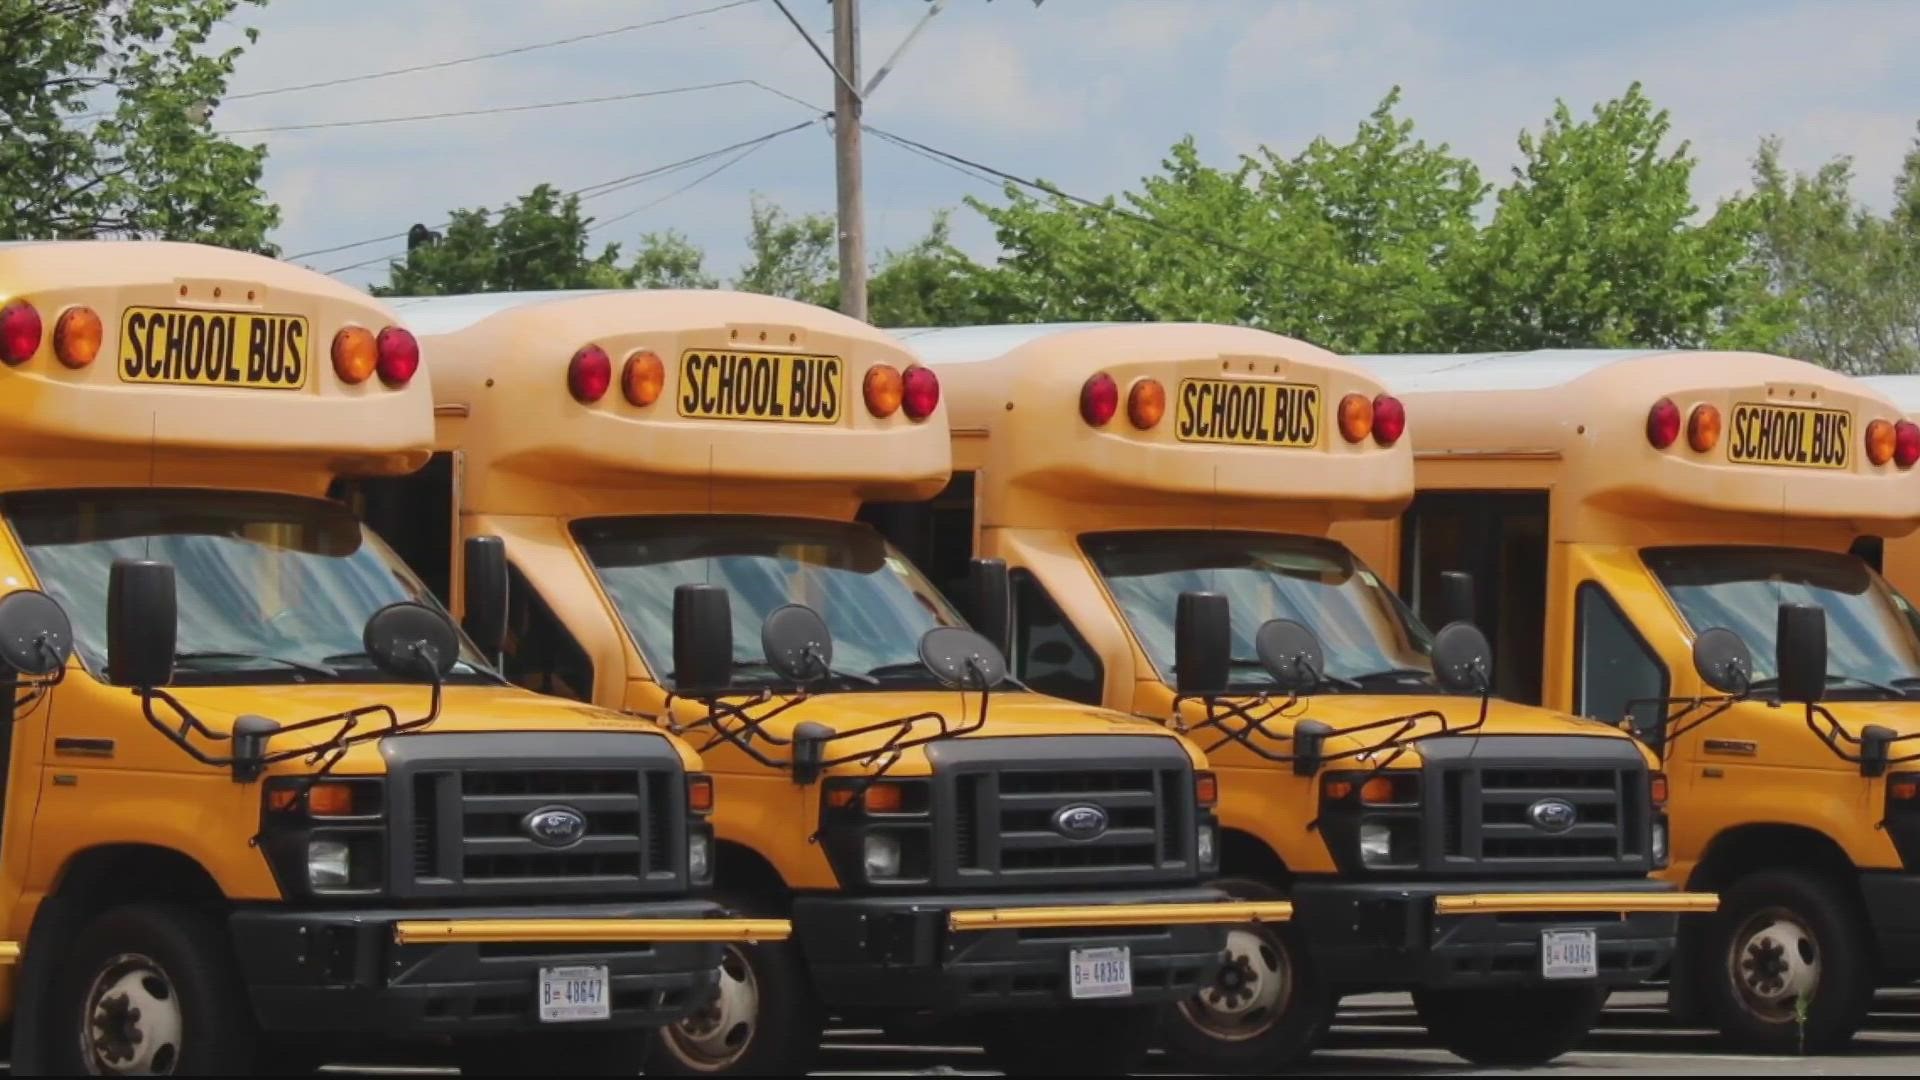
(133, 673, 445, 779)
(1801, 704, 1920, 767)
(1171, 692, 1345, 765)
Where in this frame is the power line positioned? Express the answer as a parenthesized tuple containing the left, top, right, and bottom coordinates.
(222, 80, 756, 135)
(586, 122, 809, 237)
(315, 120, 815, 276)
(286, 120, 817, 262)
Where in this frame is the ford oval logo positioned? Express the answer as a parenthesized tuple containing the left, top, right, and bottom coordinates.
(1527, 798, 1578, 834)
(522, 805, 589, 849)
(1051, 803, 1109, 841)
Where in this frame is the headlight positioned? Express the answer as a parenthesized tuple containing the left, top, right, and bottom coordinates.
(1651, 820, 1669, 866)
(1359, 823, 1394, 865)
(864, 834, 903, 880)
(688, 831, 712, 881)
(1196, 824, 1216, 866)
(308, 838, 352, 888)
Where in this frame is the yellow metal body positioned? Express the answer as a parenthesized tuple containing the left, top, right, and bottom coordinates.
(0, 244, 727, 1023)
(393, 918, 792, 945)
(409, 293, 1213, 899)
(1336, 350, 1920, 886)
(947, 901, 1294, 932)
(1430, 892, 1720, 916)
(911, 324, 1669, 880)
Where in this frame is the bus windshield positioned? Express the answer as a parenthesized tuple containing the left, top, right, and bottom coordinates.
(572, 515, 962, 690)
(1645, 546, 1920, 698)
(6, 489, 493, 685)
(1084, 531, 1440, 694)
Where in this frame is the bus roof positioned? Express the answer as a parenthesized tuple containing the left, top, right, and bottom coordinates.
(1349, 349, 1920, 539)
(916, 322, 1411, 528)
(417, 289, 949, 518)
(0, 240, 431, 494)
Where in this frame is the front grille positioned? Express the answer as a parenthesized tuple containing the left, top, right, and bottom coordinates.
(1431, 752, 1648, 876)
(384, 733, 689, 901)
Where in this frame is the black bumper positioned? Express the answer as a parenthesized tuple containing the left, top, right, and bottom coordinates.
(1861, 872, 1920, 974)
(1292, 877, 1678, 991)
(230, 900, 724, 1035)
(793, 886, 1231, 1014)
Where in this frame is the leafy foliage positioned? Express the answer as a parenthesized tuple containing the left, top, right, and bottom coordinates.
(0, 0, 278, 250)
(375, 185, 630, 297)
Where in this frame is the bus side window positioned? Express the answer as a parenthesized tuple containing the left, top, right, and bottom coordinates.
(1572, 582, 1668, 741)
(1009, 570, 1104, 706)
(502, 563, 595, 702)
(332, 451, 455, 606)
(858, 472, 975, 600)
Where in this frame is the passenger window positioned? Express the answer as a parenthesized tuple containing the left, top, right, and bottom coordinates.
(1009, 570, 1104, 706)
(1573, 583, 1668, 738)
(502, 563, 594, 701)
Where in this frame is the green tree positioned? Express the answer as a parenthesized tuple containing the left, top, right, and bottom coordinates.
(629, 229, 718, 290)
(376, 185, 628, 296)
(1, 0, 279, 249)
(1448, 83, 1775, 351)
(733, 196, 837, 306)
(868, 212, 1002, 328)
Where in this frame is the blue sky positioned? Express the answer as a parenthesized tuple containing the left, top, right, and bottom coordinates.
(214, 0, 1920, 290)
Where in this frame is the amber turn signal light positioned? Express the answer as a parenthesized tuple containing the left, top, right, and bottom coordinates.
(623, 349, 665, 407)
(1687, 403, 1721, 453)
(1867, 419, 1897, 466)
(864, 363, 903, 418)
(1128, 378, 1166, 430)
(1194, 771, 1218, 808)
(53, 305, 102, 368)
(332, 326, 377, 385)
(688, 774, 715, 813)
(1338, 393, 1373, 443)
(269, 782, 357, 816)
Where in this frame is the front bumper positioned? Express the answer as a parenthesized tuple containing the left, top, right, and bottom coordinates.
(794, 887, 1270, 1013)
(231, 900, 784, 1035)
(1292, 877, 1715, 990)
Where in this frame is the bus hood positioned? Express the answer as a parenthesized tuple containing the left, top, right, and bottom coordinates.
(153, 682, 701, 775)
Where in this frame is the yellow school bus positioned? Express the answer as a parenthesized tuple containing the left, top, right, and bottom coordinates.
(357, 289, 1280, 1077)
(1857, 376, 1920, 605)
(891, 323, 1712, 1072)
(1341, 348, 1920, 1053)
(0, 242, 785, 1077)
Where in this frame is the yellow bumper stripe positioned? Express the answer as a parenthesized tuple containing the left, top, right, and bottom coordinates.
(947, 901, 1293, 932)
(1432, 892, 1720, 916)
(0, 941, 18, 964)
(392, 918, 791, 946)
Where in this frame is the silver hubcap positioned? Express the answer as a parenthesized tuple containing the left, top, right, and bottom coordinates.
(663, 945, 760, 1070)
(81, 953, 183, 1075)
(1730, 908, 1821, 1024)
(1178, 926, 1292, 1041)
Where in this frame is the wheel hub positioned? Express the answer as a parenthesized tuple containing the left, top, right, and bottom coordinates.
(663, 945, 759, 1069)
(1177, 926, 1292, 1041)
(82, 954, 182, 1076)
(1731, 911, 1820, 1021)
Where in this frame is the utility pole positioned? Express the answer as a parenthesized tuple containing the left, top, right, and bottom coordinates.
(832, 0, 867, 322)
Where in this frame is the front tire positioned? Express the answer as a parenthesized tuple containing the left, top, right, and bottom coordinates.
(1703, 868, 1873, 1053)
(49, 903, 256, 1076)
(647, 893, 821, 1077)
(1160, 877, 1332, 1073)
(976, 1004, 1160, 1076)
(1413, 984, 1606, 1066)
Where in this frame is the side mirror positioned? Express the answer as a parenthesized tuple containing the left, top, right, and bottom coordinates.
(762, 604, 833, 685)
(462, 535, 508, 660)
(107, 559, 177, 689)
(1255, 619, 1325, 695)
(1437, 570, 1476, 631)
(1173, 591, 1230, 697)
(673, 584, 735, 697)
(1691, 628, 1753, 695)
(1430, 621, 1494, 693)
(793, 720, 834, 785)
(968, 557, 1011, 658)
(0, 589, 73, 676)
(1775, 602, 1827, 704)
(363, 602, 460, 680)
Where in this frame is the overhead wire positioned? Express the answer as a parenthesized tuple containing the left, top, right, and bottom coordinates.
(222, 80, 757, 135)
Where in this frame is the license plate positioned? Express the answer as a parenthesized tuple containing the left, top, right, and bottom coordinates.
(1726, 402, 1852, 470)
(117, 306, 310, 389)
(1068, 945, 1133, 1000)
(1174, 378, 1321, 448)
(677, 349, 843, 424)
(537, 964, 610, 1022)
(1541, 929, 1598, 980)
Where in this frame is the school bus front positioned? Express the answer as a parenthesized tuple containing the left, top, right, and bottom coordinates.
(0, 244, 779, 1076)
(892, 323, 1710, 1072)
(1345, 348, 1920, 1055)
(376, 290, 1275, 1077)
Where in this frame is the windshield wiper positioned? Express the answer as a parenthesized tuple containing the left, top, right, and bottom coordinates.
(1345, 667, 1436, 686)
(1222, 657, 1363, 693)
(1748, 673, 1912, 700)
(174, 651, 338, 678)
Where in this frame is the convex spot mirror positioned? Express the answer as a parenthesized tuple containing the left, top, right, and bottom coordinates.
(363, 602, 460, 680)
(762, 604, 833, 684)
(1255, 618, 1325, 694)
(0, 589, 73, 676)
(919, 626, 1008, 690)
(1691, 627, 1753, 695)
(1430, 621, 1494, 693)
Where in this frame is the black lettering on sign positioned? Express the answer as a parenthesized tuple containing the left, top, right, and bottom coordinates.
(674, 350, 844, 424)
(115, 307, 311, 389)
(1175, 378, 1323, 448)
(1726, 402, 1852, 470)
